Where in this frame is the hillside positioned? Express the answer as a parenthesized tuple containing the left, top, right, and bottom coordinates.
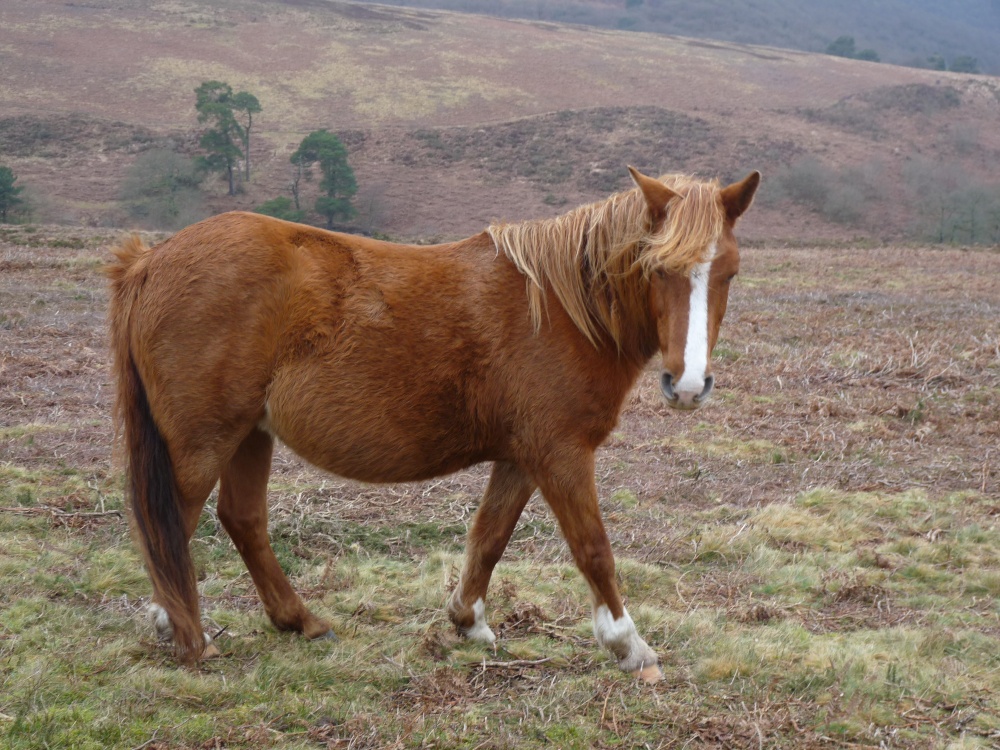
(1, 0, 999, 240)
(370, 0, 1000, 75)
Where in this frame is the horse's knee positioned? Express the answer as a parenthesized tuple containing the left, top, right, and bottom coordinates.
(217, 501, 264, 543)
(217, 508, 243, 538)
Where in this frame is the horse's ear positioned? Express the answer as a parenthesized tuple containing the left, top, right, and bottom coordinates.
(720, 171, 761, 224)
(628, 165, 679, 217)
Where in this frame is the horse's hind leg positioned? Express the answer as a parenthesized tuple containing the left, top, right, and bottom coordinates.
(147, 466, 217, 653)
(448, 461, 536, 643)
(217, 427, 333, 639)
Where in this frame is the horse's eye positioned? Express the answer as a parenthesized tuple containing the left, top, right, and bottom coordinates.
(654, 268, 667, 280)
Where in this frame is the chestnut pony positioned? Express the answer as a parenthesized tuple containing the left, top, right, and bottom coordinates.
(107, 166, 759, 680)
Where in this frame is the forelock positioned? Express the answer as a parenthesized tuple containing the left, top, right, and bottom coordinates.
(638, 175, 724, 276)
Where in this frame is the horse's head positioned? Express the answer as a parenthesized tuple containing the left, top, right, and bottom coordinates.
(630, 167, 760, 411)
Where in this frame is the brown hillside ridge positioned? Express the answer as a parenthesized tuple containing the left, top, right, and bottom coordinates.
(1, 0, 999, 239)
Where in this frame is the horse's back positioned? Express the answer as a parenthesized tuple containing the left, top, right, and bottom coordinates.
(122, 213, 510, 478)
(117, 211, 627, 484)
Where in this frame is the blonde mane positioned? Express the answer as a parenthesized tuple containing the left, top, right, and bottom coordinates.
(488, 173, 725, 348)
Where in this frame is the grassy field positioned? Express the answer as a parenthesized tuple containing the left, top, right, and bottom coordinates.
(1, 226, 999, 748)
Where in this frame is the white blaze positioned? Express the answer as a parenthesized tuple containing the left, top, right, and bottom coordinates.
(675, 243, 716, 393)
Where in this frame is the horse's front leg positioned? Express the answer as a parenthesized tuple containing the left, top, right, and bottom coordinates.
(448, 461, 536, 643)
(536, 450, 662, 681)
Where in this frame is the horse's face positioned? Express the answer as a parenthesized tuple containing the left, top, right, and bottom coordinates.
(633, 168, 761, 411)
(648, 226, 739, 410)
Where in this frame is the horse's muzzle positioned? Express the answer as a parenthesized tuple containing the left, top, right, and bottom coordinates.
(660, 372, 714, 410)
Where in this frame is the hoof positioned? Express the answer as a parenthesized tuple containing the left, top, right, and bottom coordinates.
(149, 603, 173, 641)
(301, 616, 334, 640)
(458, 598, 496, 645)
(631, 664, 663, 683)
(311, 629, 338, 641)
(463, 621, 497, 645)
(202, 641, 222, 659)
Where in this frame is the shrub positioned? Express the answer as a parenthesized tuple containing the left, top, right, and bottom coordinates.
(772, 157, 832, 209)
(254, 196, 305, 223)
(826, 36, 857, 58)
(0, 165, 26, 222)
(825, 36, 880, 63)
(771, 157, 884, 229)
(950, 56, 980, 74)
(120, 148, 207, 230)
(902, 157, 1000, 244)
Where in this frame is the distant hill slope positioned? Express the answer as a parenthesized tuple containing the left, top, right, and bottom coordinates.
(367, 0, 1000, 74)
(1, 0, 998, 240)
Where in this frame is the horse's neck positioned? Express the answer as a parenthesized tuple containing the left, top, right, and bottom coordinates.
(477, 230, 658, 373)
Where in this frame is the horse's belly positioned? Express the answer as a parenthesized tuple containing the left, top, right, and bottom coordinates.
(276, 423, 485, 483)
(264, 388, 492, 484)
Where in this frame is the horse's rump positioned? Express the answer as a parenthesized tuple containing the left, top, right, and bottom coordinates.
(109, 214, 547, 484)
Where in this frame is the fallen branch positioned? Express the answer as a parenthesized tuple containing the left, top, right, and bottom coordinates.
(129, 730, 159, 750)
(476, 657, 552, 669)
(0, 506, 123, 519)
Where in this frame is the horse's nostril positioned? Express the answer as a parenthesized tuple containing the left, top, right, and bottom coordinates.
(694, 374, 715, 403)
(660, 372, 678, 401)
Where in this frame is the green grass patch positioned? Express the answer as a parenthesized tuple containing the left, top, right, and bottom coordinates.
(3, 486, 1000, 747)
(655, 431, 788, 464)
(0, 463, 121, 514)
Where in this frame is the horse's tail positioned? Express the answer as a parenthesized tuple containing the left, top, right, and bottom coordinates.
(107, 236, 203, 664)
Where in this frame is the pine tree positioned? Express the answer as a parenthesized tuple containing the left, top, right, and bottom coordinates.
(0, 166, 25, 222)
(291, 130, 357, 229)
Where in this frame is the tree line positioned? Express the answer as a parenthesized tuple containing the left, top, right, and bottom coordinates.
(368, 0, 998, 75)
(825, 36, 980, 73)
(3, 76, 999, 243)
(0, 81, 360, 232)
(122, 81, 357, 231)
